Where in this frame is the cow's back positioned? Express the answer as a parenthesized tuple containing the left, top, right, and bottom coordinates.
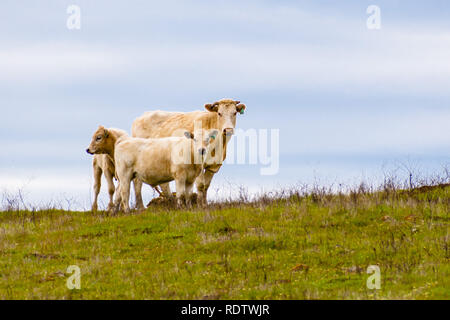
(132, 110, 217, 139)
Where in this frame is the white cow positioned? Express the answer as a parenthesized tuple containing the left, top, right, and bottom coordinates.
(131, 98, 246, 207)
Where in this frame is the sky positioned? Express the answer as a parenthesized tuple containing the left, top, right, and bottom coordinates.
(1, 0, 449, 210)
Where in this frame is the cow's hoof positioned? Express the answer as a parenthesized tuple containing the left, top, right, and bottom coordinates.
(134, 205, 146, 211)
(197, 202, 207, 209)
(190, 193, 198, 205)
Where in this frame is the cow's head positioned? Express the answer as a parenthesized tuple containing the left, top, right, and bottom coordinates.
(86, 125, 111, 155)
(205, 99, 246, 136)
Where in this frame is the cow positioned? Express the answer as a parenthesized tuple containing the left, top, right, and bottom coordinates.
(131, 98, 246, 207)
(113, 129, 220, 212)
(86, 126, 128, 212)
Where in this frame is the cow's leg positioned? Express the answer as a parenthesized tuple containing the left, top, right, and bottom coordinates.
(160, 183, 173, 198)
(113, 180, 122, 212)
(114, 164, 133, 214)
(195, 170, 215, 207)
(119, 176, 132, 214)
(133, 178, 145, 210)
(92, 164, 102, 212)
(104, 170, 116, 211)
(153, 186, 163, 197)
(175, 178, 186, 208)
(185, 182, 194, 208)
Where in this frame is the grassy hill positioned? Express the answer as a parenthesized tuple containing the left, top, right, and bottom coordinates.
(0, 185, 448, 299)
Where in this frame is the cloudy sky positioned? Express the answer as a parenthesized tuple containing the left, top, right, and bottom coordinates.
(1, 0, 449, 209)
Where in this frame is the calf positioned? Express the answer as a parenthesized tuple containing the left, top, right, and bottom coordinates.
(114, 129, 219, 212)
(86, 126, 128, 211)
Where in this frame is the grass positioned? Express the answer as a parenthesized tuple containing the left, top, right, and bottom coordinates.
(0, 184, 448, 299)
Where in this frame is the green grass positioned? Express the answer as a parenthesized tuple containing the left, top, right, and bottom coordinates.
(0, 186, 448, 299)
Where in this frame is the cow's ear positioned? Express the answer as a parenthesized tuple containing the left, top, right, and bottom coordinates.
(205, 103, 219, 112)
(103, 128, 109, 138)
(236, 103, 246, 114)
(184, 131, 194, 140)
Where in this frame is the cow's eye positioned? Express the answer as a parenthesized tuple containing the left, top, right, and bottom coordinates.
(96, 136, 102, 141)
(218, 113, 222, 117)
(234, 112, 237, 116)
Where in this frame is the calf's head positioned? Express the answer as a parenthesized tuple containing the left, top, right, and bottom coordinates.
(184, 129, 219, 159)
(86, 126, 113, 155)
(204, 99, 246, 136)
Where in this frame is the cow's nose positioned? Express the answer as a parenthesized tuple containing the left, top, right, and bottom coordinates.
(198, 148, 206, 156)
(86, 148, 92, 154)
(223, 128, 234, 136)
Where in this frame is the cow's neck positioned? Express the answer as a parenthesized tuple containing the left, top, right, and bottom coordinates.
(198, 112, 231, 167)
(221, 133, 231, 160)
(199, 112, 219, 130)
(200, 111, 230, 149)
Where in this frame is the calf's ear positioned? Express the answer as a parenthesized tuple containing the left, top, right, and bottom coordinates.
(236, 103, 246, 114)
(184, 131, 195, 139)
(205, 102, 219, 112)
(210, 130, 219, 139)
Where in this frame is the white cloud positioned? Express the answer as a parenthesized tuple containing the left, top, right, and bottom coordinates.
(0, 44, 131, 83)
(1, 26, 450, 95)
(1, 1, 450, 94)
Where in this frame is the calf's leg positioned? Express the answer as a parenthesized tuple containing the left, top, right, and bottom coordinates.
(185, 182, 194, 208)
(104, 170, 116, 211)
(175, 178, 186, 208)
(195, 170, 215, 207)
(133, 178, 145, 210)
(119, 177, 132, 214)
(115, 165, 133, 214)
(113, 180, 122, 212)
(160, 183, 173, 198)
(92, 164, 102, 212)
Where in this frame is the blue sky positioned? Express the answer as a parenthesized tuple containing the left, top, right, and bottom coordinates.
(1, 1, 449, 209)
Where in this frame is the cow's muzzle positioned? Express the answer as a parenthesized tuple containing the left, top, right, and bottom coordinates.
(86, 148, 94, 155)
(223, 128, 234, 136)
